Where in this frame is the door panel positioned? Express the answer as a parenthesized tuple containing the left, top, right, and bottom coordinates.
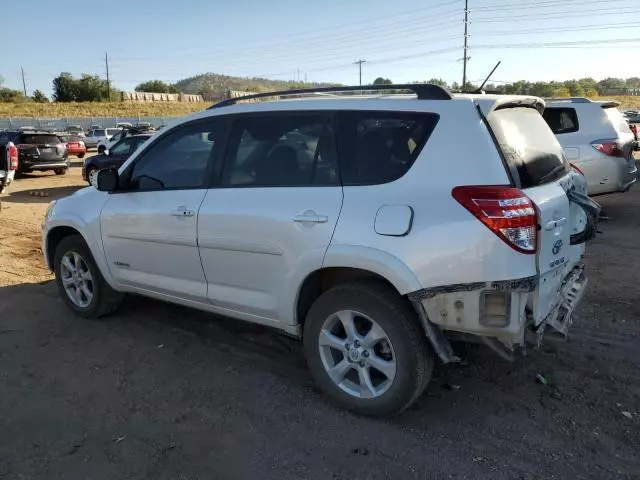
(198, 187, 342, 321)
(100, 117, 225, 302)
(197, 112, 342, 324)
(101, 190, 208, 300)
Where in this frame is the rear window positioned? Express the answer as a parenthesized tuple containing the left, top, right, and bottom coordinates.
(542, 107, 579, 134)
(338, 111, 439, 185)
(20, 134, 61, 145)
(487, 107, 568, 188)
(603, 106, 632, 133)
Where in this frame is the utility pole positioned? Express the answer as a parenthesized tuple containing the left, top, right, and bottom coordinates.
(21, 67, 27, 97)
(354, 59, 367, 86)
(105, 52, 111, 99)
(462, 0, 469, 90)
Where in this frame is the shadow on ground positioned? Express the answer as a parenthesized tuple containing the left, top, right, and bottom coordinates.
(2, 185, 84, 203)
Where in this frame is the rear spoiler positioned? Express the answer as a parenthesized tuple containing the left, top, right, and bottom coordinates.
(598, 101, 620, 109)
(493, 97, 545, 113)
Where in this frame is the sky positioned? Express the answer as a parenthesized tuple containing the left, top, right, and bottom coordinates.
(3, 0, 640, 97)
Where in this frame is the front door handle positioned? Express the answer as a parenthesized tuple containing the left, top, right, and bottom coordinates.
(170, 208, 195, 217)
(293, 211, 328, 224)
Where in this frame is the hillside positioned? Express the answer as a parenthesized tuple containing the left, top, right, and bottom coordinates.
(173, 73, 335, 97)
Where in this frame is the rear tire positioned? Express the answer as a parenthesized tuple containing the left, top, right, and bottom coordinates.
(54, 235, 123, 319)
(77, 153, 85, 159)
(97, 146, 105, 154)
(303, 281, 434, 417)
(54, 168, 67, 175)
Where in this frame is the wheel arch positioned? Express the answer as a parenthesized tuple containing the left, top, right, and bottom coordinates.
(295, 245, 422, 327)
(45, 218, 117, 289)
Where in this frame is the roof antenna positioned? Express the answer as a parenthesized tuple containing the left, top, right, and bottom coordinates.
(475, 61, 501, 93)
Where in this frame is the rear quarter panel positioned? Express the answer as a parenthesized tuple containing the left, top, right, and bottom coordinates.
(327, 100, 538, 292)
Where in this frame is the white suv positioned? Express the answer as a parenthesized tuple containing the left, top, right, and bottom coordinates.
(542, 97, 637, 195)
(42, 85, 598, 417)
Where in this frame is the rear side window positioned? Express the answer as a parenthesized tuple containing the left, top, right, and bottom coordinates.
(223, 114, 338, 187)
(338, 111, 439, 185)
(603, 106, 632, 133)
(542, 107, 579, 134)
(20, 135, 61, 145)
(488, 107, 568, 188)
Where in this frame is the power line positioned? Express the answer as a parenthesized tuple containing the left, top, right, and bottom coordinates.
(472, 0, 635, 11)
(475, 7, 640, 22)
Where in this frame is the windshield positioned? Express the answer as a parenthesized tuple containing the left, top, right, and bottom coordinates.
(603, 107, 632, 134)
(487, 107, 568, 188)
(21, 134, 61, 145)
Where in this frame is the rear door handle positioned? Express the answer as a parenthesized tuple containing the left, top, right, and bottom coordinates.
(544, 217, 567, 230)
(293, 212, 328, 224)
(170, 208, 195, 217)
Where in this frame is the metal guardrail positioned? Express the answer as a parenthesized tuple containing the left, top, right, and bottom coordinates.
(0, 116, 183, 131)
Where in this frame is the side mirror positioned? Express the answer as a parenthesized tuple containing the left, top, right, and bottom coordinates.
(96, 169, 119, 192)
(104, 149, 109, 156)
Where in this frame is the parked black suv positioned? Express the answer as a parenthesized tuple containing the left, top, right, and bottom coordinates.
(0, 131, 69, 175)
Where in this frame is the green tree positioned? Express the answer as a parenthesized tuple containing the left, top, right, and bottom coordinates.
(134, 80, 179, 93)
(424, 78, 448, 88)
(550, 87, 571, 98)
(32, 89, 48, 103)
(0, 88, 24, 102)
(53, 72, 112, 102)
(372, 77, 392, 85)
(52, 72, 77, 102)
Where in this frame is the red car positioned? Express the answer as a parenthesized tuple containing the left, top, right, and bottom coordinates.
(60, 135, 86, 158)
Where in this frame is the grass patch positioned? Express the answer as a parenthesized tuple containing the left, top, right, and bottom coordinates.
(0, 101, 210, 118)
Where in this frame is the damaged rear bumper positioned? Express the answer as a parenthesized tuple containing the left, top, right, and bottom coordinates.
(408, 264, 588, 362)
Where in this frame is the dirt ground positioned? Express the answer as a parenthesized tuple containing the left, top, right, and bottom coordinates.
(0, 159, 639, 479)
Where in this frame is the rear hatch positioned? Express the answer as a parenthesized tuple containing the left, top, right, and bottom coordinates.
(485, 104, 591, 323)
(18, 134, 65, 162)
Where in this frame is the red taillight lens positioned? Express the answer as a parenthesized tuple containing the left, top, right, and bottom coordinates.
(452, 185, 537, 254)
(7, 144, 18, 170)
(570, 163, 584, 175)
(591, 141, 624, 157)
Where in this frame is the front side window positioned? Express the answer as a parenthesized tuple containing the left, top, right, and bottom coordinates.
(338, 111, 439, 185)
(223, 114, 338, 187)
(110, 137, 138, 156)
(128, 120, 221, 191)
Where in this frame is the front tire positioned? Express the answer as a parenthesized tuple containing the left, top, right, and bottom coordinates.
(54, 168, 67, 175)
(77, 153, 85, 159)
(303, 281, 434, 417)
(54, 235, 123, 318)
(97, 146, 105, 154)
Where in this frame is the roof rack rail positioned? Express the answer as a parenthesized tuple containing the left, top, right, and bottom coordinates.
(208, 83, 452, 109)
(544, 97, 592, 103)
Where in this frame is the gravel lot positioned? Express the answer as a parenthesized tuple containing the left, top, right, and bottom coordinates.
(0, 159, 639, 479)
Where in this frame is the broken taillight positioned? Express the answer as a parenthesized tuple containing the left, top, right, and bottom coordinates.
(7, 143, 18, 170)
(570, 163, 584, 175)
(452, 185, 537, 254)
(591, 140, 624, 158)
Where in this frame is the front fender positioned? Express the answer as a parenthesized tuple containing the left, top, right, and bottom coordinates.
(322, 244, 422, 295)
(44, 214, 117, 290)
